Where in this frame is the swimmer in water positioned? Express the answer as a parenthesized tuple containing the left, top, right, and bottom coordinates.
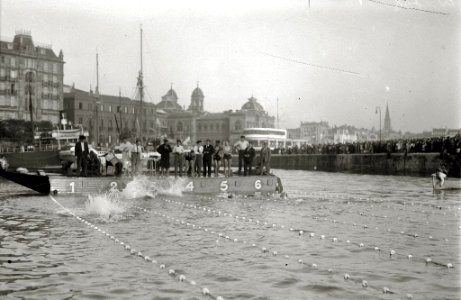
(434, 164, 448, 187)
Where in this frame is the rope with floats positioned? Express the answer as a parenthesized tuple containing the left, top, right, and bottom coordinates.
(48, 194, 224, 300)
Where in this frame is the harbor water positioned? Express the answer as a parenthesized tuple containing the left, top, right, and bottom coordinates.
(0, 170, 460, 299)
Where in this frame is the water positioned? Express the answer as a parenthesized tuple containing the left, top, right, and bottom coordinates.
(0, 170, 460, 299)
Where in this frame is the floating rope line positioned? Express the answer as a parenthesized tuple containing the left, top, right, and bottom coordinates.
(132, 205, 399, 296)
(368, 0, 449, 15)
(48, 195, 223, 300)
(196, 195, 457, 242)
(161, 198, 457, 269)
(286, 191, 461, 215)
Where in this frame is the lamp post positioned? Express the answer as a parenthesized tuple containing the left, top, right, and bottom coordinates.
(375, 106, 381, 144)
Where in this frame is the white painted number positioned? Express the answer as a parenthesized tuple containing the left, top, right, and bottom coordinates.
(220, 180, 228, 192)
(254, 180, 262, 190)
(69, 181, 75, 193)
(110, 182, 118, 192)
(186, 181, 194, 192)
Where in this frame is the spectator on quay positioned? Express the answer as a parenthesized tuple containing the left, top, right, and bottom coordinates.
(234, 135, 249, 176)
(173, 139, 184, 177)
(156, 139, 172, 176)
(203, 139, 214, 177)
(193, 140, 204, 177)
(260, 141, 271, 175)
(222, 140, 232, 177)
(243, 142, 256, 176)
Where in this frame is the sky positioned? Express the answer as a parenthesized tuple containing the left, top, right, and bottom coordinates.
(0, 0, 459, 132)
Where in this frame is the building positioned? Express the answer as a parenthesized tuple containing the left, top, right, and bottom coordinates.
(333, 125, 358, 144)
(162, 87, 275, 144)
(0, 31, 64, 124)
(63, 86, 161, 146)
(63, 82, 276, 146)
(299, 121, 330, 144)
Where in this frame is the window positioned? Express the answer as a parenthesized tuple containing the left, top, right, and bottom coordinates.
(109, 120, 113, 128)
(78, 102, 83, 109)
(52, 100, 58, 110)
(78, 117, 83, 124)
(198, 123, 202, 131)
(210, 124, 214, 131)
(53, 63, 58, 73)
(235, 120, 242, 131)
(204, 124, 208, 131)
(124, 106, 127, 113)
(88, 103, 92, 110)
(43, 74, 48, 82)
(43, 62, 48, 72)
(216, 124, 220, 131)
(100, 104, 104, 112)
(40, 49, 46, 55)
(10, 57, 15, 66)
(0, 69, 4, 77)
(10, 70, 17, 79)
(177, 121, 183, 132)
(108, 135, 112, 144)
(0, 56, 4, 63)
(7, 43, 13, 50)
(109, 105, 112, 112)
(132, 107, 135, 114)
(53, 75, 57, 83)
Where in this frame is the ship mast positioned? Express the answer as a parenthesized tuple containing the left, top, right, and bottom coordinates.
(95, 53, 100, 145)
(136, 24, 144, 138)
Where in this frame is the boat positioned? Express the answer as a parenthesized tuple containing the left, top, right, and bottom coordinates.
(1, 157, 282, 195)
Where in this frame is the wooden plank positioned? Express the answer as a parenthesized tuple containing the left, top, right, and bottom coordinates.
(50, 175, 280, 195)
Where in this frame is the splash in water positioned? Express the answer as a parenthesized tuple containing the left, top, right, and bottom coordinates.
(85, 187, 126, 221)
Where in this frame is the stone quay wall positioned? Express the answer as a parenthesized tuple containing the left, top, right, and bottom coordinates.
(267, 153, 461, 177)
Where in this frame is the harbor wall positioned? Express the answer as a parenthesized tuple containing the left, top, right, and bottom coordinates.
(267, 153, 461, 177)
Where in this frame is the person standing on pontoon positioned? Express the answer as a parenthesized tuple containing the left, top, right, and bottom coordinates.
(173, 139, 184, 177)
(222, 140, 232, 177)
(234, 135, 249, 176)
(119, 137, 132, 173)
(260, 141, 271, 175)
(131, 138, 143, 175)
(157, 139, 172, 176)
(193, 140, 204, 177)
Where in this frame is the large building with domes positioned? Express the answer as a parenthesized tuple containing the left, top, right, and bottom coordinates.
(64, 81, 275, 146)
(162, 85, 275, 144)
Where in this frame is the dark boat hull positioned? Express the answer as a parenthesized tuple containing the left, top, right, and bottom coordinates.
(0, 169, 50, 195)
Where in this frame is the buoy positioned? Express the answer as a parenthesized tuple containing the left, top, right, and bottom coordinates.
(362, 280, 368, 287)
(447, 263, 453, 268)
(383, 287, 390, 294)
(407, 254, 413, 260)
(202, 287, 210, 295)
(390, 249, 396, 256)
(344, 273, 350, 280)
(168, 269, 175, 275)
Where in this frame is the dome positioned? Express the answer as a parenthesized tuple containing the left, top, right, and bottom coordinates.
(191, 87, 204, 98)
(241, 96, 264, 111)
(162, 88, 178, 101)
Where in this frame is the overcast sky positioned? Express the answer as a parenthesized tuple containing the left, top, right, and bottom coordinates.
(1, 0, 459, 132)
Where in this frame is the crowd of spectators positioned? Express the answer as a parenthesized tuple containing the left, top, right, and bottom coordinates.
(275, 135, 461, 158)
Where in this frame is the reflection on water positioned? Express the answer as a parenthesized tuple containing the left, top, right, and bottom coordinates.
(0, 171, 460, 299)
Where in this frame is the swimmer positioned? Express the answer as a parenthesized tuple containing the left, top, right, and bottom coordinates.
(433, 164, 448, 188)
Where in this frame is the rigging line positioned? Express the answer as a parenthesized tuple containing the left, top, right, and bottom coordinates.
(260, 51, 360, 76)
(368, 0, 449, 15)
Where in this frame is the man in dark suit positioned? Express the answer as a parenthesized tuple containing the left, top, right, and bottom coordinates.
(203, 139, 214, 177)
(75, 135, 89, 177)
